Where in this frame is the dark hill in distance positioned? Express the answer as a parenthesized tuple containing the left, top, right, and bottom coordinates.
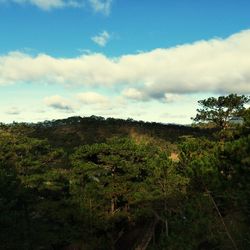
(19, 115, 215, 150)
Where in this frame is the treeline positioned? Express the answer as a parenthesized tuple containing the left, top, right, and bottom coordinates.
(0, 107, 249, 249)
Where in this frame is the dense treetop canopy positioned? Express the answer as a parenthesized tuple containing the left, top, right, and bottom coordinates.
(0, 96, 250, 249)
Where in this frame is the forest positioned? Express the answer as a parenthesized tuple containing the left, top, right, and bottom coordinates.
(0, 94, 249, 250)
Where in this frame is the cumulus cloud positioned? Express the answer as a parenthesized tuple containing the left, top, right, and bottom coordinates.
(163, 94, 184, 103)
(122, 88, 147, 101)
(91, 31, 110, 47)
(0, 0, 83, 10)
(1, 30, 250, 101)
(88, 0, 112, 15)
(77, 91, 109, 105)
(122, 89, 184, 103)
(44, 95, 74, 112)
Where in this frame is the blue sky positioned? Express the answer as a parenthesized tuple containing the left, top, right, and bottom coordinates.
(0, 0, 250, 124)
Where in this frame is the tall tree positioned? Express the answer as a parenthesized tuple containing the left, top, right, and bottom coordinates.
(192, 94, 249, 129)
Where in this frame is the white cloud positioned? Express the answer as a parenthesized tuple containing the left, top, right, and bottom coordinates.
(163, 93, 184, 103)
(91, 31, 110, 47)
(122, 88, 146, 101)
(0, 0, 83, 10)
(0, 0, 114, 13)
(77, 91, 109, 105)
(1, 30, 250, 101)
(44, 95, 75, 112)
(88, 0, 112, 15)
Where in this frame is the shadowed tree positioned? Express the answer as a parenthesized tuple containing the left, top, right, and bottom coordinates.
(192, 94, 249, 129)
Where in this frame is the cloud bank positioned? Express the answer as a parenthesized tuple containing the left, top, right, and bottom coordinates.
(1, 30, 250, 102)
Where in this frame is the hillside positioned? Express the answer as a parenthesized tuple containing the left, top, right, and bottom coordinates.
(0, 114, 249, 250)
(26, 116, 214, 149)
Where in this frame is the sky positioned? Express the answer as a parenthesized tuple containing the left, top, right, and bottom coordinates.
(0, 0, 250, 124)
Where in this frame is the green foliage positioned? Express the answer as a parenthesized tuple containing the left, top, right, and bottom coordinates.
(192, 94, 249, 129)
(71, 138, 162, 213)
(0, 105, 249, 249)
